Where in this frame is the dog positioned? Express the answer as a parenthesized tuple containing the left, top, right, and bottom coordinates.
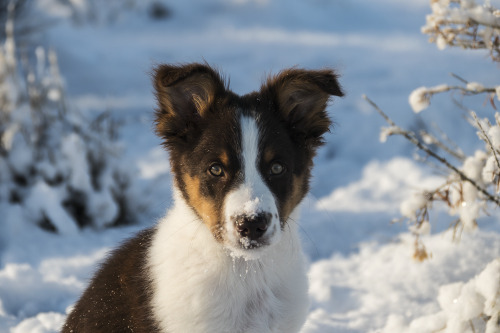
(62, 63, 343, 333)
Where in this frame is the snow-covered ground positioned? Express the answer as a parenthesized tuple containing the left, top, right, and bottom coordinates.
(1, 0, 499, 332)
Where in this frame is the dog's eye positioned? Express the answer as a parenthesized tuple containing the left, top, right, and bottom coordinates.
(270, 162, 285, 175)
(209, 164, 224, 177)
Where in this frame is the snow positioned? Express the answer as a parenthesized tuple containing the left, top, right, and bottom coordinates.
(388, 257, 500, 333)
(317, 158, 442, 214)
(306, 231, 500, 333)
(409, 86, 431, 113)
(488, 125, 500, 150)
(379, 126, 402, 143)
(466, 81, 486, 92)
(24, 181, 79, 235)
(1, 1, 499, 332)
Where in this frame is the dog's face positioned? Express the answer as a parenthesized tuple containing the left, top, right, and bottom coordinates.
(154, 64, 343, 258)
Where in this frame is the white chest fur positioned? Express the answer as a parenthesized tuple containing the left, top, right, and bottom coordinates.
(147, 195, 309, 333)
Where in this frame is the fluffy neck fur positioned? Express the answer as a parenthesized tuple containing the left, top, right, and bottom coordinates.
(147, 189, 309, 333)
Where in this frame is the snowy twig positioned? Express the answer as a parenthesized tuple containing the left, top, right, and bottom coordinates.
(471, 111, 500, 172)
(363, 95, 500, 206)
(419, 129, 465, 161)
(409, 83, 498, 113)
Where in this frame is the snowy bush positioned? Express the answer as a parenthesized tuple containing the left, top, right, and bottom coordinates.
(365, 0, 500, 249)
(0, 2, 142, 233)
(365, 1, 500, 329)
(423, 0, 500, 61)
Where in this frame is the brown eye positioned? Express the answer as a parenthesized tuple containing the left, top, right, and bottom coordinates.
(209, 164, 224, 177)
(270, 162, 284, 175)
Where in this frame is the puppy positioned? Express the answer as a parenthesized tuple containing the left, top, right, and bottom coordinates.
(62, 63, 343, 333)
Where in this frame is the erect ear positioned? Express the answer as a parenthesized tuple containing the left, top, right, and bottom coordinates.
(153, 63, 226, 146)
(263, 68, 343, 148)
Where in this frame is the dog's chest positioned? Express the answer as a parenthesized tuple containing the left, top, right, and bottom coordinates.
(148, 206, 309, 333)
(176, 260, 287, 332)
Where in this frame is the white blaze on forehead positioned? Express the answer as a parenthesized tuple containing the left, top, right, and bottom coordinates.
(223, 114, 281, 255)
(238, 115, 276, 215)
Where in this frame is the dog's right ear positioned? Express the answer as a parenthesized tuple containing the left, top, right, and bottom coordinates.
(153, 63, 226, 146)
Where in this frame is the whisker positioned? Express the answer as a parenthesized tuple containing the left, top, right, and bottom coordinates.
(287, 217, 320, 259)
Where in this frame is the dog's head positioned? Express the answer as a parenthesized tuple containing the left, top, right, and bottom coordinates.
(153, 63, 343, 258)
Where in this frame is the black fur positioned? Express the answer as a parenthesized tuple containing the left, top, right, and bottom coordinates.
(61, 229, 159, 333)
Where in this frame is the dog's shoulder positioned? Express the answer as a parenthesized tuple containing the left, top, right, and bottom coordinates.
(62, 228, 159, 333)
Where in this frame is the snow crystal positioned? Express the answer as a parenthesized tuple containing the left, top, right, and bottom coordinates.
(239, 237, 259, 249)
(409, 87, 430, 113)
(243, 197, 261, 215)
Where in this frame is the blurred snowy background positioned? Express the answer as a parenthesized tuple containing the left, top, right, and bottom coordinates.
(0, 0, 499, 332)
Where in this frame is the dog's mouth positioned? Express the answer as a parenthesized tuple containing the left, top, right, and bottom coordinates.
(239, 236, 265, 249)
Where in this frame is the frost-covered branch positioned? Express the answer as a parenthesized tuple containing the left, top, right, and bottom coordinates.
(409, 82, 499, 113)
(364, 93, 500, 262)
(423, 0, 500, 61)
(364, 95, 500, 207)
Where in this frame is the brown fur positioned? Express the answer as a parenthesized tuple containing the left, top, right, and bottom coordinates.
(281, 174, 308, 221)
(182, 174, 221, 233)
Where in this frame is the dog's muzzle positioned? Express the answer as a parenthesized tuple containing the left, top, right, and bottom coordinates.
(234, 213, 271, 246)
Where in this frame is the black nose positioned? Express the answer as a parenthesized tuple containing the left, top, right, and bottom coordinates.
(235, 213, 270, 240)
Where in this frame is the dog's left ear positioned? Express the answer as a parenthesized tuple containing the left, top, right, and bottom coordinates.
(263, 68, 343, 147)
